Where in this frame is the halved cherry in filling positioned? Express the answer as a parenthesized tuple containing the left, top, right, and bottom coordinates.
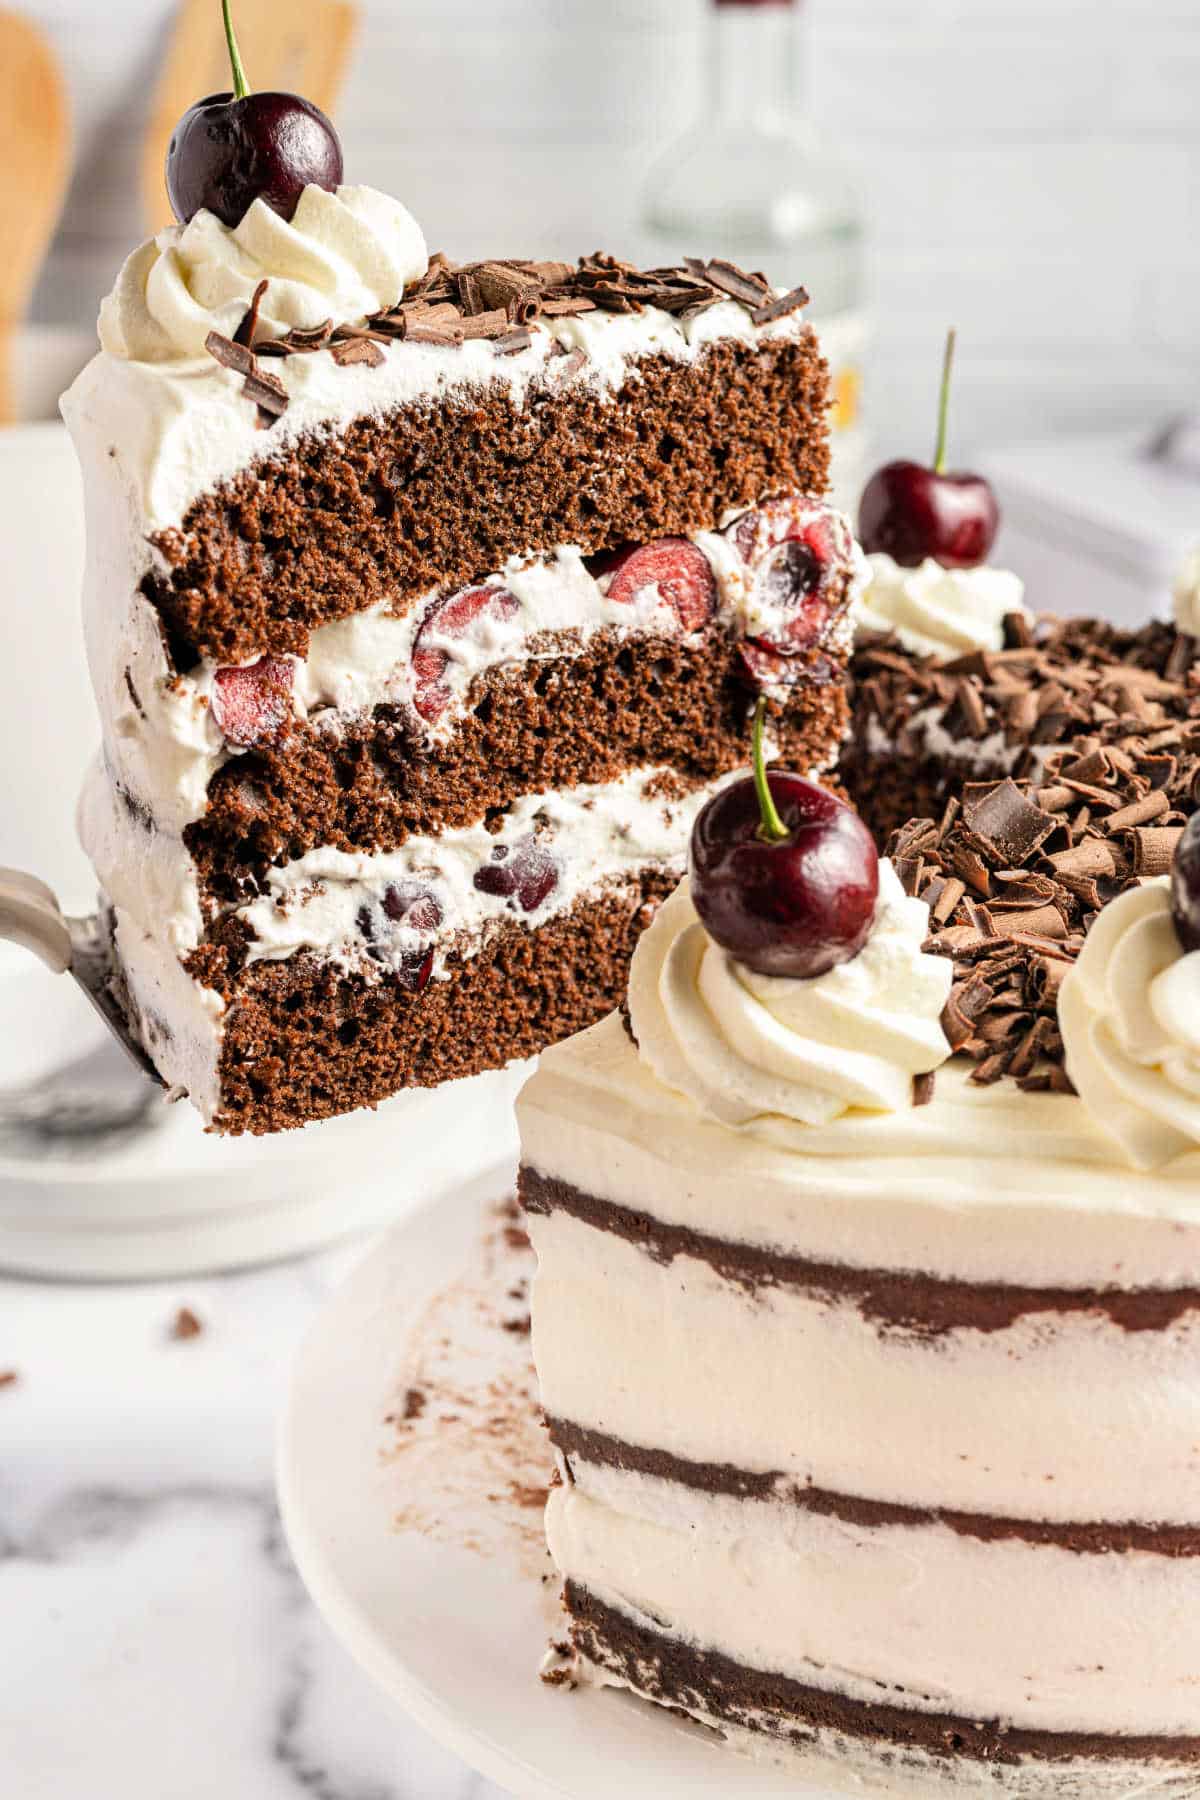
(588, 537, 717, 634)
(412, 584, 520, 722)
(211, 656, 294, 747)
(356, 882, 442, 993)
(727, 499, 842, 676)
(473, 834, 559, 914)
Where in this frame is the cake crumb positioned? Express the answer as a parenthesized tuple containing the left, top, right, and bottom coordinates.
(0, 1369, 18, 1390)
(169, 1306, 203, 1341)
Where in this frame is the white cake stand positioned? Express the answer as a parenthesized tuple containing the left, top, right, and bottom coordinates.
(277, 1174, 846, 1800)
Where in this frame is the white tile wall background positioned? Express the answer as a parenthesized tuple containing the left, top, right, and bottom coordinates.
(24, 0, 1200, 457)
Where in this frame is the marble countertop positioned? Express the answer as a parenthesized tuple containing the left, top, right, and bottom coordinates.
(1, 1239, 509, 1799)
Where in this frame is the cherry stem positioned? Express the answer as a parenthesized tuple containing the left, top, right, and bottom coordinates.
(222, 0, 251, 101)
(933, 327, 957, 474)
(752, 698, 789, 845)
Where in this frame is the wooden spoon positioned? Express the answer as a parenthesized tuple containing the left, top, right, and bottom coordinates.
(0, 12, 71, 426)
(141, 0, 359, 234)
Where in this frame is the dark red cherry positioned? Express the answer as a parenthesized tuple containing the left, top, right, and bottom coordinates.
(689, 700, 879, 979)
(474, 836, 559, 914)
(164, 7, 342, 227)
(412, 584, 520, 723)
(1171, 813, 1200, 953)
(858, 330, 999, 570)
(211, 655, 293, 746)
(590, 538, 717, 633)
(167, 91, 343, 228)
(728, 499, 844, 683)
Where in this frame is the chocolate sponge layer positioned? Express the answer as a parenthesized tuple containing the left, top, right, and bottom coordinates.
(145, 333, 830, 667)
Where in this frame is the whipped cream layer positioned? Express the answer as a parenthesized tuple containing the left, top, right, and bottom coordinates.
(1175, 545, 1200, 637)
(548, 1462, 1200, 1739)
(1061, 877, 1200, 1170)
(87, 500, 859, 838)
(629, 868, 949, 1128)
(857, 552, 1028, 658)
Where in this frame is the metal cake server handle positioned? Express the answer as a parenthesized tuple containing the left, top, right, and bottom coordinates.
(0, 866, 164, 1087)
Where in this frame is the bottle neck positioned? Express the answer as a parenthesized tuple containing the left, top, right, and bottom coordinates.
(708, 1, 798, 126)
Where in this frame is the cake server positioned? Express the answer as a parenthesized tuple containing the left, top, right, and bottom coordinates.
(0, 867, 162, 1088)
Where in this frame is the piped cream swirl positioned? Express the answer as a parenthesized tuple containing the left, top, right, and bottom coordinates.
(857, 552, 1028, 659)
(1174, 545, 1200, 638)
(1060, 877, 1200, 1170)
(627, 862, 952, 1127)
(99, 184, 428, 364)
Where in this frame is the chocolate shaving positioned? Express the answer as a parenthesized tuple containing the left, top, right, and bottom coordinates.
(404, 323, 464, 347)
(702, 258, 772, 306)
(203, 244, 815, 411)
(964, 778, 1057, 864)
(457, 309, 513, 341)
(538, 295, 597, 318)
(1102, 788, 1169, 832)
(233, 278, 269, 348)
(750, 284, 810, 325)
(888, 687, 1200, 1083)
(330, 336, 385, 369)
(242, 367, 289, 421)
(205, 331, 256, 378)
(1128, 826, 1183, 876)
(912, 1070, 936, 1107)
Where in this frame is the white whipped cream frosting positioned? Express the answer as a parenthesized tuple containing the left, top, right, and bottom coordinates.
(1060, 877, 1200, 1171)
(99, 184, 428, 364)
(1174, 544, 1200, 638)
(627, 862, 951, 1128)
(857, 551, 1028, 659)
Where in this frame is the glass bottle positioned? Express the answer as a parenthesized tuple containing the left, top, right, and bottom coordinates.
(641, 0, 868, 511)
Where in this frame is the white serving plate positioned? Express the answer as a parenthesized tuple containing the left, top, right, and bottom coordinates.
(277, 1173, 846, 1800)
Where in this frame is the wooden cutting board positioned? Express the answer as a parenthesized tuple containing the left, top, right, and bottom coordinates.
(0, 11, 71, 426)
(141, 0, 359, 233)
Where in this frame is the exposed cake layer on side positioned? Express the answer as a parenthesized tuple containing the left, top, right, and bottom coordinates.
(518, 979, 1200, 1780)
(566, 1586, 1200, 1798)
(841, 615, 1199, 849)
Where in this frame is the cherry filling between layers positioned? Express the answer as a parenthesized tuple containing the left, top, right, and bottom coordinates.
(195, 495, 858, 758)
(235, 767, 733, 990)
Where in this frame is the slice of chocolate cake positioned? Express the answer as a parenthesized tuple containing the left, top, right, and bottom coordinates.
(64, 182, 855, 1132)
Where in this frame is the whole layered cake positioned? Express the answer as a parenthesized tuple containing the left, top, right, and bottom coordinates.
(64, 53, 857, 1131)
(519, 650, 1200, 1790)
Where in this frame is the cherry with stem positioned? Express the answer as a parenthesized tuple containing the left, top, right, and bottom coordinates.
(858, 328, 999, 571)
(689, 698, 880, 980)
(166, 0, 344, 229)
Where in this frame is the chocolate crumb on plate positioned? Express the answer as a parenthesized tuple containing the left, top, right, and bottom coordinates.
(169, 1305, 204, 1340)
